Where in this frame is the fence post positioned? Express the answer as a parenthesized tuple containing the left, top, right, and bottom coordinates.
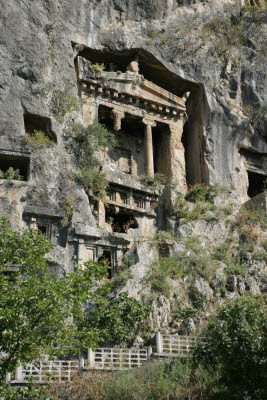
(79, 357, 85, 370)
(156, 331, 163, 354)
(15, 364, 22, 381)
(87, 348, 95, 367)
(5, 373, 11, 384)
(147, 346, 153, 363)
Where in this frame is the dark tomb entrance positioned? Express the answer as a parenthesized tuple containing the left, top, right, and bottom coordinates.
(98, 250, 112, 279)
(106, 208, 138, 234)
(0, 153, 30, 181)
(247, 170, 266, 198)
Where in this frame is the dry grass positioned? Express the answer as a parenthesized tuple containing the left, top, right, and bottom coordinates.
(234, 207, 266, 246)
(45, 361, 214, 400)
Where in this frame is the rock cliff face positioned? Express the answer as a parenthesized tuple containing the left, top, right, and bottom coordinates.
(0, 0, 266, 336)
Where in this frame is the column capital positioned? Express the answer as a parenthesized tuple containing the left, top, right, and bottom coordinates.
(142, 117, 157, 127)
(111, 109, 125, 131)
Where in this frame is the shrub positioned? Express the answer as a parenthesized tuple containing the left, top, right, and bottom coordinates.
(201, 16, 248, 55)
(0, 381, 52, 400)
(188, 202, 217, 221)
(61, 195, 74, 227)
(147, 271, 173, 298)
(46, 359, 207, 400)
(188, 286, 206, 310)
(66, 122, 116, 200)
(213, 239, 233, 261)
(185, 183, 223, 203)
(185, 235, 201, 250)
(25, 129, 54, 147)
(110, 257, 134, 289)
(92, 63, 105, 72)
(110, 269, 133, 288)
(190, 253, 218, 282)
(51, 86, 81, 121)
(235, 207, 266, 245)
(79, 166, 108, 200)
(236, 206, 267, 230)
(172, 192, 189, 219)
(153, 230, 178, 242)
(146, 255, 190, 298)
(0, 167, 23, 181)
(96, 359, 193, 400)
(252, 250, 267, 262)
(172, 185, 223, 222)
(174, 306, 196, 321)
(141, 173, 167, 188)
(195, 295, 267, 399)
(172, 199, 217, 222)
(83, 292, 151, 346)
(224, 259, 248, 276)
(222, 204, 235, 216)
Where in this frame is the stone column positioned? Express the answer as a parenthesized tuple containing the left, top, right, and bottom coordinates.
(143, 118, 156, 177)
(111, 109, 125, 131)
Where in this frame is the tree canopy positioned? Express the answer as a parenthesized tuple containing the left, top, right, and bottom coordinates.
(0, 217, 107, 379)
(195, 295, 267, 399)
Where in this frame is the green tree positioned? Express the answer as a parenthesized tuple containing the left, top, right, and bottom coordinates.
(0, 217, 107, 380)
(195, 295, 267, 399)
(83, 292, 151, 346)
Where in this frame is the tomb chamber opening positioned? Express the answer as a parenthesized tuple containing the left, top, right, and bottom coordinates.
(106, 207, 139, 233)
(98, 250, 112, 279)
(24, 113, 57, 143)
(247, 170, 266, 198)
(0, 151, 30, 181)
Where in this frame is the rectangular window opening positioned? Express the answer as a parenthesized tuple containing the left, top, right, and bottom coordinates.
(0, 154, 30, 181)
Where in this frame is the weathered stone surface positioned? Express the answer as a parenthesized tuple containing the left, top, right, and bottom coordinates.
(244, 192, 267, 212)
(0, 0, 266, 338)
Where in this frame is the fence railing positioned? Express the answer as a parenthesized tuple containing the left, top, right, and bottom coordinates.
(5, 360, 79, 383)
(86, 347, 151, 370)
(5, 333, 202, 384)
(156, 331, 199, 357)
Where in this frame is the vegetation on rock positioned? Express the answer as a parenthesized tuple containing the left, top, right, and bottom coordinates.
(0, 167, 23, 181)
(172, 184, 227, 222)
(25, 129, 55, 147)
(61, 195, 74, 227)
(141, 173, 167, 188)
(66, 121, 116, 200)
(51, 86, 82, 121)
(84, 292, 151, 346)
